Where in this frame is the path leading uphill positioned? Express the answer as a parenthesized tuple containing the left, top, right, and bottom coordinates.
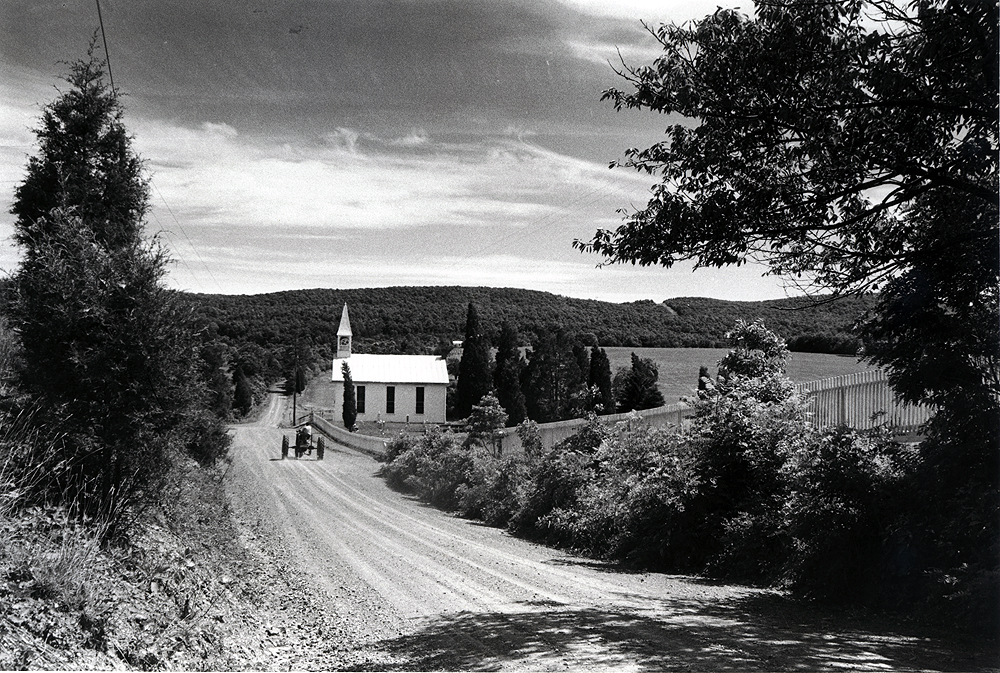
(223, 394, 991, 671)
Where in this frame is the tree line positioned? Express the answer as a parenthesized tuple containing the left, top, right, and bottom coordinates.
(182, 286, 873, 361)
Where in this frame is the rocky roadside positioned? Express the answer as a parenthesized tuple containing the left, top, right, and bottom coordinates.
(0, 443, 403, 671)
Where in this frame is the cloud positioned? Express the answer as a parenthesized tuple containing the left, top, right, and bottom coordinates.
(389, 129, 431, 148)
(556, 0, 735, 23)
(136, 118, 650, 237)
(201, 121, 238, 138)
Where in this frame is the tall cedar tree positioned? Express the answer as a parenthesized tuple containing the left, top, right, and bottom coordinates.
(587, 347, 615, 414)
(523, 329, 587, 423)
(617, 353, 666, 412)
(342, 361, 357, 430)
(8, 47, 214, 520)
(233, 366, 253, 416)
(493, 321, 527, 426)
(454, 302, 492, 419)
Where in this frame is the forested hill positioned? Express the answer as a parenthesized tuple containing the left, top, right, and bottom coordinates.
(183, 286, 875, 356)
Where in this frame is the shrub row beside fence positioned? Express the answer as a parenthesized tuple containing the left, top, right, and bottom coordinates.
(311, 369, 933, 458)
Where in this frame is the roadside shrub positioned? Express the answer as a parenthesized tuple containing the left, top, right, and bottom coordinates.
(509, 446, 595, 541)
(780, 424, 915, 601)
(454, 448, 501, 519)
(686, 321, 808, 581)
(381, 433, 415, 464)
(542, 420, 703, 568)
(380, 427, 473, 510)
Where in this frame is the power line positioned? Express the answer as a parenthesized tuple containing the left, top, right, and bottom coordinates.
(151, 181, 225, 293)
(94, 0, 116, 96)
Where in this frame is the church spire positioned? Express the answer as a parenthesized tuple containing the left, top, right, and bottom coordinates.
(336, 304, 352, 358)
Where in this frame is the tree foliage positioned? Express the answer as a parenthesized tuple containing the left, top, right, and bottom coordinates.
(233, 366, 253, 416)
(184, 286, 873, 356)
(454, 302, 492, 419)
(522, 329, 587, 423)
(7, 49, 225, 520)
(577, 0, 996, 296)
(616, 353, 667, 413)
(573, 0, 998, 608)
(493, 321, 527, 426)
(587, 347, 615, 414)
(342, 361, 357, 430)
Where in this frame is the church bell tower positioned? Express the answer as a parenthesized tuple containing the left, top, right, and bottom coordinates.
(336, 304, 352, 359)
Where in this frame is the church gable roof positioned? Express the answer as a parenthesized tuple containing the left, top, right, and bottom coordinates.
(331, 354, 449, 385)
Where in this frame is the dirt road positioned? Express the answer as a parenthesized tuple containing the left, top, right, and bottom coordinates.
(224, 394, 991, 671)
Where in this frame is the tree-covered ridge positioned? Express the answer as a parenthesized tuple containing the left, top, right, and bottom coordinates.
(182, 285, 874, 357)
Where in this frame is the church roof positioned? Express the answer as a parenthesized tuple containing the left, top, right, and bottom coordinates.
(331, 354, 449, 385)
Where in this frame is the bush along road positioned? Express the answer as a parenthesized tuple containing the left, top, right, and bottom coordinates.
(219, 393, 995, 671)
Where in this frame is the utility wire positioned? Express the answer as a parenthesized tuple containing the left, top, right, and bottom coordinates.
(94, 0, 116, 95)
(152, 181, 225, 293)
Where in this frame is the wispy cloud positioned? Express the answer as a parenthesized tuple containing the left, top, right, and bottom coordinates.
(137, 117, 649, 235)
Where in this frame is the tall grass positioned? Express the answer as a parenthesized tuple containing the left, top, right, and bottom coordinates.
(1, 404, 114, 609)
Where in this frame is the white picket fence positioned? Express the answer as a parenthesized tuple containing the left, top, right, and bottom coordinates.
(793, 369, 932, 433)
(310, 369, 933, 458)
(309, 413, 389, 457)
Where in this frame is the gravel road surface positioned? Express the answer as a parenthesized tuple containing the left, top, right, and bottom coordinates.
(223, 394, 993, 671)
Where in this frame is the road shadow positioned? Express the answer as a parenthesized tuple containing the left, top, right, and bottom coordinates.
(351, 592, 996, 672)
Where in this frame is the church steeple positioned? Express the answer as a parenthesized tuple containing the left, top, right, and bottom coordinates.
(336, 304, 352, 358)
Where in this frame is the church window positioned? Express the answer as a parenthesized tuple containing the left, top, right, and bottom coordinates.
(415, 387, 425, 414)
(386, 386, 395, 414)
(357, 386, 366, 413)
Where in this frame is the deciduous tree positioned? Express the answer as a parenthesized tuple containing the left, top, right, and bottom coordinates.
(575, 0, 997, 608)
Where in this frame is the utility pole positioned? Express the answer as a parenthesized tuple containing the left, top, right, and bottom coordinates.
(292, 346, 298, 426)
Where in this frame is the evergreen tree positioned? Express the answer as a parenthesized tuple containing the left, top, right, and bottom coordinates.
(587, 347, 614, 414)
(454, 302, 492, 419)
(617, 353, 666, 412)
(233, 366, 253, 416)
(523, 328, 587, 422)
(8, 47, 218, 520)
(342, 361, 357, 430)
(493, 321, 527, 426)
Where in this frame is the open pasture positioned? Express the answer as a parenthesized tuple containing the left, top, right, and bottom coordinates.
(602, 347, 871, 404)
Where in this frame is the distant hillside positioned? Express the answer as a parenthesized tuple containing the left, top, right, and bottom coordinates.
(183, 286, 875, 357)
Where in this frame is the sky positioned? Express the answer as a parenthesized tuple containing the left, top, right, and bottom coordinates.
(0, 0, 798, 304)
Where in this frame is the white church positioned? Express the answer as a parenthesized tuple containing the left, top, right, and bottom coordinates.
(329, 305, 450, 424)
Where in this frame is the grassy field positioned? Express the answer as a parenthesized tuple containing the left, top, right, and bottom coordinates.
(603, 347, 871, 403)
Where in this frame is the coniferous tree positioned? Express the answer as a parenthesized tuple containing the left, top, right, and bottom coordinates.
(617, 353, 666, 412)
(8, 46, 219, 519)
(587, 347, 615, 414)
(342, 361, 357, 430)
(454, 302, 492, 419)
(233, 366, 253, 416)
(493, 321, 527, 426)
(523, 328, 587, 422)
